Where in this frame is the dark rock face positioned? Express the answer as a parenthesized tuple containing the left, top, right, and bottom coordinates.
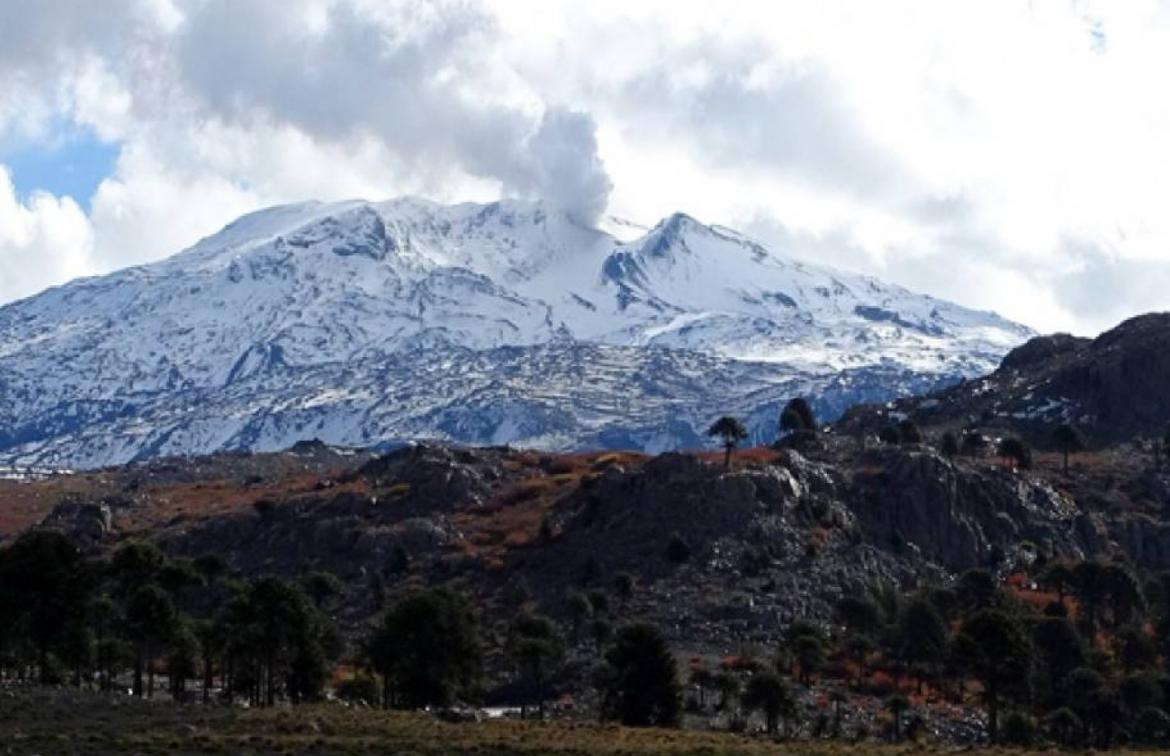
(839, 311, 1170, 447)
(847, 448, 1086, 569)
(557, 452, 802, 566)
(1044, 313, 1170, 441)
(506, 449, 935, 646)
(999, 333, 1088, 371)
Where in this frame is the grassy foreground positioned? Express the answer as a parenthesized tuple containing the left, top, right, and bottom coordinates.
(0, 688, 1153, 756)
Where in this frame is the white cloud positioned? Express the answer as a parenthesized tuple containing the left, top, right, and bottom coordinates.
(2, 0, 1170, 336)
(0, 167, 94, 303)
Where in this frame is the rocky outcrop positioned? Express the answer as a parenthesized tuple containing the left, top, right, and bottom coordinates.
(42, 496, 123, 547)
(352, 444, 500, 512)
(839, 312, 1170, 447)
(558, 453, 803, 562)
(847, 447, 1087, 569)
(999, 333, 1088, 371)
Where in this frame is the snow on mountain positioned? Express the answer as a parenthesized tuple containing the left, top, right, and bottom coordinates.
(0, 197, 1032, 468)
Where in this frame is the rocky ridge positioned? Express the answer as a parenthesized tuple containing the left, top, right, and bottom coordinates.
(839, 312, 1170, 448)
(24, 433, 1170, 653)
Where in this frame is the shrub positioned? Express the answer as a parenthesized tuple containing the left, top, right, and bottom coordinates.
(997, 437, 1032, 469)
(961, 431, 989, 457)
(780, 398, 817, 433)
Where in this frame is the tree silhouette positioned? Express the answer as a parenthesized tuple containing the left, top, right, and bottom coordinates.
(689, 666, 713, 709)
(0, 531, 90, 683)
(506, 612, 563, 719)
(365, 588, 482, 709)
(997, 437, 1032, 469)
(596, 623, 681, 727)
(707, 416, 748, 467)
(167, 619, 200, 700)
(897, 596, 948, 693)
(953, 609, 1033, 742)
(193, 618, 224, 704)
(886, 693, 910, 741)
(742, 672, 795, 735)
(1070, 561, 1109, 634)
(1039, 562, 1074, 602)
(792, 634, 824, 686)
(109, 541, 167, 596)
(961, 431, 989, 458)
(125, 584, 178, 698)
(940, 431, 959, 459)
(1031, 616, 1084, 704)
(1052, 424, 1084, 474)
(780, 398, 817, 435)
(91, 595, 119, 691)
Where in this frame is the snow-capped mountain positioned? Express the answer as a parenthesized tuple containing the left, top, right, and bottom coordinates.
(0, 198, 1031, 468)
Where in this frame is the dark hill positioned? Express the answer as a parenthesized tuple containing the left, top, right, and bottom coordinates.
(838, 311, 1170, 448)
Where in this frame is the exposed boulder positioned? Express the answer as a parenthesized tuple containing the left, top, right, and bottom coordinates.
(42, 496, 120, 547)
(353, 445, 498, 511)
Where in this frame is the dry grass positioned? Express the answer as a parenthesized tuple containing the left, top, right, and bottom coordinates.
(0, 687, 1147, 755)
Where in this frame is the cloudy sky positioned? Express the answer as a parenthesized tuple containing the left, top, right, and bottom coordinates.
(1, 0, 1168, 335)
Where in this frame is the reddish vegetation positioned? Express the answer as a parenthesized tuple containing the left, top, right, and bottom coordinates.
(116, 475, 373, 535)
(693, 446, 781, 467)
(0, 474, 116, 538)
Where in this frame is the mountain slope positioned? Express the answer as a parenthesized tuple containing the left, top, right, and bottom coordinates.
(838, 312, 1170, 446)
(0, 198, 1031, 468)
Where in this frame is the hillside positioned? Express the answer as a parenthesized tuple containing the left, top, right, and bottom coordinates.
(838, 312, 1170, 448)
(15, 428, 1169, 647)
(0, 198, 1030, 469)
(6, 427, 1170, 746)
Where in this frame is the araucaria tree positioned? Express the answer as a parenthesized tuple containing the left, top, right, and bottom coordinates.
(742, 672, 795, 735)
(0, 531, 90, 684)
(997, 437, 1032, 469)
(364, 588, 482, 709)
(506, 612, 563, 719)
(1052, 423, 1084, 474)
(780, 398, 817, 435)
(596, 623, 681, 727)
(707, 416, 748, 468)
(953, 609, 1033, 742)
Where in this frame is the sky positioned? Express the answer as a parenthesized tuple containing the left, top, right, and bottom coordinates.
(1, 0, 1169, 335)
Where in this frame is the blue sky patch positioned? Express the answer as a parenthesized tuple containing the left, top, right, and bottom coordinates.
(1, 126, 119, 210)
